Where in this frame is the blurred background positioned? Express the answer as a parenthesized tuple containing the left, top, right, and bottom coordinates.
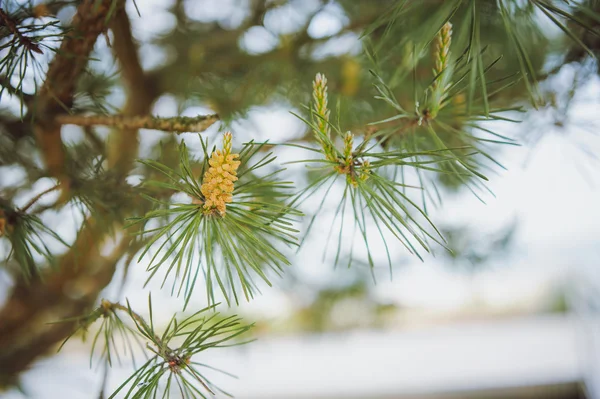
(2, 0, 600, 398)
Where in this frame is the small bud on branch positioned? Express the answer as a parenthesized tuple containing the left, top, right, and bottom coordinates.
(312, 73, 337, 162)
(429, 22, 453, 118)
(433, 22, 453, 79)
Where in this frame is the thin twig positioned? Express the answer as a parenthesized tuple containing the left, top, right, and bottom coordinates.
(103, 301, 164, 347)
(20, 184, 61, 213)
(56, 114, 220, 133)
(99, 299, 215, 393)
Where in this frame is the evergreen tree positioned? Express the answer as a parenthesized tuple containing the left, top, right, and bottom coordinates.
(0, 0, 598, 397)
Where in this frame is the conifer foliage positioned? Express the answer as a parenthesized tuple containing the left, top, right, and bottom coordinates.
(0, 0, 599, 397)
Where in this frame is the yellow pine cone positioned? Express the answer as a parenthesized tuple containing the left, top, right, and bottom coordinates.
(312, 73, 337, 162)
(434, 22, 453, 75)
(313, 73, 330, 132)
(200, 132, 241, 216)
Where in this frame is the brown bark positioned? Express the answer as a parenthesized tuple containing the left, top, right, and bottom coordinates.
(56, 114, 219, 133)
(0, 220, 128, 386)
(0, 4, 157, 387)
(107, 8, 157, 172)
(33, 0, 125, 180)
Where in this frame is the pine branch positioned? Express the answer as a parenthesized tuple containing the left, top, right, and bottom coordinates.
(0, 8, 161, 386)
(33, 0, 125, 180)
(0, 223, 133, 387)
(58, 296, 252, 398)
(56, 114, 219, 133)
(100, 300, 166, 348)
(0, 8, 43, 54)
(20, 183, 61, 213)
(131, 137, 300, 307)
(107, 7, 158, 172)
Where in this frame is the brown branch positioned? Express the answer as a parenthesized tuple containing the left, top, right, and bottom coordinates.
(33, 0, 125, 180)
(20, 183, 61, 213)
(0, 218, 132, 386)
(56, 114, 220, 133)
(0, 4, 150, 388)
(0, 6, 172, 387)
(107, 7, 158, 172)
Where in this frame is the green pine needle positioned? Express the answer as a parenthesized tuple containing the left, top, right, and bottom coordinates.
(127, 136, 301, 308)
